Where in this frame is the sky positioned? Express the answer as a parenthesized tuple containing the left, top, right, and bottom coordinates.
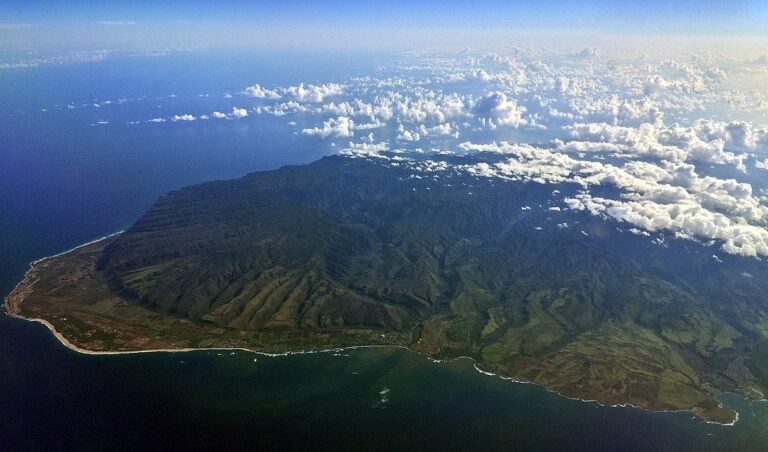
(1, 1, 768, 54)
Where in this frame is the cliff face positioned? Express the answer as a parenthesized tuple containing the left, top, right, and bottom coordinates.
(13, 154, 768, 423)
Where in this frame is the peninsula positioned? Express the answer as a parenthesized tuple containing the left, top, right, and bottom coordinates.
(9, 154, 768, 424)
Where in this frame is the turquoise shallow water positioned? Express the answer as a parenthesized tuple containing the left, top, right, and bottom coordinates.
(2, 54, 768, 450)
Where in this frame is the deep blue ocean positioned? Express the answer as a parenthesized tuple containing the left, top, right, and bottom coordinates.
(1, 52, 767, 451)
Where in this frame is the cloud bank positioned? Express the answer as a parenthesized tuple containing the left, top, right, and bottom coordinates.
(119, 51, 768, 257)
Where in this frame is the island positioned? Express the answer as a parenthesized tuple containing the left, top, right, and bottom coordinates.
(8, 153, 768, 424)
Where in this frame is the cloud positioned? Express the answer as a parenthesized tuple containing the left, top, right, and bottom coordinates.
(242, 84, 281, 99)
(455, 140, 768, 257)
(283, 83, 344, 103)
(563, 121, 748, 171)
(231, 107, 248, 118)
(353, 119, 386, 130)
(643, 74, 705, 95)
(396, 122, 459, 141)
(302, 116, 354, 138)
(396, 124, 421, 141)
(472, 92, 527, 129)
(566, 191, 768, 258)
(568, 96, 664, 126)
(638, 60, 725, 96)
(691, 119, 768, 151)
(104, 52, 768, 259)
(341, 141, 391, 158)
(171, 114, 196, 121)
(254, 101, 308, 116)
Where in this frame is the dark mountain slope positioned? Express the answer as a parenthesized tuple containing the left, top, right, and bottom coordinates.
(11, 154, 768, 423)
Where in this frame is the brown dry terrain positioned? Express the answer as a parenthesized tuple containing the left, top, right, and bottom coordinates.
(7, 237, 410, 354)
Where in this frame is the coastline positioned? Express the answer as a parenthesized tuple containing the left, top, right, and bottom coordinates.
(3, 234, 743, 427)
(3, 231, 124, 317)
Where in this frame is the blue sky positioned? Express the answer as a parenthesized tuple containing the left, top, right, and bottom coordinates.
(1, 1, 767, 52)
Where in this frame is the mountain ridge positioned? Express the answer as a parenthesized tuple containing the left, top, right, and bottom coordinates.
(9, 154, 768, 424)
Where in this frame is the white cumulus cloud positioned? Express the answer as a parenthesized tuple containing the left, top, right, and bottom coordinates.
(283, 83, 344, 103)
(231, 107, 248, 118)
(242, 84, 281, 99)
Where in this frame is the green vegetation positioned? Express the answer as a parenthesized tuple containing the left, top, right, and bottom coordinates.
(9, 154, 768, 424)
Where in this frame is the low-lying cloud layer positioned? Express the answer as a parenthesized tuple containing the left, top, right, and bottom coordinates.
(41, 50, 768, 258)
(246, 52, 766, 258)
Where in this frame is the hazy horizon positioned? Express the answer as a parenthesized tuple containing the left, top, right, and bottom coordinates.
(1, 0, 768, 59)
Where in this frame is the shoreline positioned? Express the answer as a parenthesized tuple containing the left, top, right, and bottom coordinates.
(3, 234, 743, 427)
(3, 231, 124, 317)
(9, 309, 743, 427)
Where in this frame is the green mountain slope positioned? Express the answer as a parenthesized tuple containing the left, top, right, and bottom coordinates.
(10, 154, 768, 423)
